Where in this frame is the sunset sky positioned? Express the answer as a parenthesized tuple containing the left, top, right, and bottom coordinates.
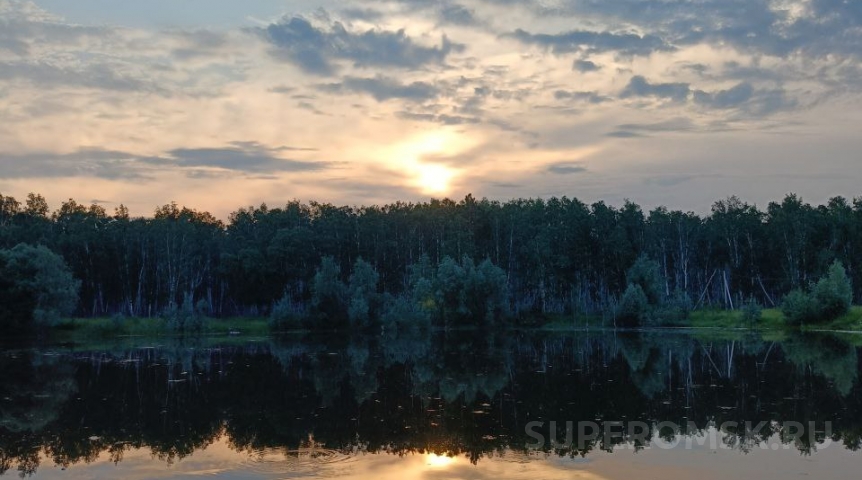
(1, 0, 860, 217)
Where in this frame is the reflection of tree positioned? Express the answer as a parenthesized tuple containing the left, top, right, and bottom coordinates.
(2, 331, 862, 474)
(781, 333, 858, 396)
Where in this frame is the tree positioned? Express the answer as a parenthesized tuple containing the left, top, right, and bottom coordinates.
(626, 255, 663, 305)
(311, 256, 347, 326)
(0, 244, 79, 332)
(782, 261, 852, 325)
(348, 258, 380, 328)
(812, 261, 853, 320)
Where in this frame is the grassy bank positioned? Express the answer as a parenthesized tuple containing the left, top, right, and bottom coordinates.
(44, 306, 862, 342)
(52, 316, 271, 342)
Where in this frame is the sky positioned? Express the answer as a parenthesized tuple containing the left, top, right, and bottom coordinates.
(0, 0, 860, 217)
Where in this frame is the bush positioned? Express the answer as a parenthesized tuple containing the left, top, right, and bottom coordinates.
(782, 262, 853, 325)
(782, 289, 818, 326)
(812, 261, 853, 321)
(0, 244, 79, 332)
(164, 293, 206, 333)
(617, 284, 650, 327)
(741, 299, 763, 326)
(269, 294, 306, 331)
(655, 289, 693, 326)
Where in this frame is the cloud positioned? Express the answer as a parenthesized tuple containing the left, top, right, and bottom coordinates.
(621, 75, 691, 102)
(693, 82, 754, 108)
(573, 59, 601, 72)
(260, 15, 464, 76)
(0, 60, 161, 92)
(169, 29, 230, 60)
(0, 148, 154, 180)
(318, 75, 439, 102)
(397, 111, 480, 125)
(605, 130, 643, 138)
(505, 28, 673, 57)
(0, 142, 328, 180)
(157, 142, 328, 173)
(554, 90, 611, 103)
(439, 4, 479, 26)
(547, 163, 587, 175)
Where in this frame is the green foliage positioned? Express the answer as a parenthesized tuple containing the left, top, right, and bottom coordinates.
(617, 284, 650, 327)
(347, 258, 380, 328)
(626, 255, 663, 305)
(0, 243, 79, 332)
(311, 256, 348, 327)
(782, 262, 853, 325)
(164, 293, 207, 334)
(782, 289, 818, 326)
(269, 294, 306, 331)
(812, 261, 853, 320)
(656, 289, 693, 326)
(741, 299, 763, 326)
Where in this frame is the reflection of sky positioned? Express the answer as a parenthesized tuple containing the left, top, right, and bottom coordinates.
(25, 435, 856, 480)
(2, 0, 861, 216)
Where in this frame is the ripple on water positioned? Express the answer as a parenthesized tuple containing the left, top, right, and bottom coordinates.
(240, 447, 359, 477)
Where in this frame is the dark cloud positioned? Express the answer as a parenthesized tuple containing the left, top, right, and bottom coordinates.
(617, 118, 697, 133)
(573, 59, 601, 72)
(397, 111, 480, 125)
(606, 130, 643, 138)
(547, 163, 587, 175)
(260, 16, 464, 76)
(0, 142, 328, 180)
(318, 75, 439, 102)
(504, 28, 673, 57)
(693, 82, 754, 108)
(439, 4, 479, 26)
(339, 7, 385, 21)
(554, 90, 611, 103)
(621, 75, 691, 102)
(158, 143, 327, 173)
(645, 174, 700, 187)
(0, 148, 153, 180)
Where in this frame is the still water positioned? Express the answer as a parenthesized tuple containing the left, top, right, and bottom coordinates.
(2, 330, 861, 479)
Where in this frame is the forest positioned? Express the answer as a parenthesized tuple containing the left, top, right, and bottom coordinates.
(0, 191, 860, 331)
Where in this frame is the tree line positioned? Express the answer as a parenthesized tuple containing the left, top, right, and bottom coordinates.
(0, 191, 860, 328)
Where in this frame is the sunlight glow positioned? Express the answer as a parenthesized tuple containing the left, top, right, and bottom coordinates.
(416, 163, 454, 194)
(425, 453, 456, 468)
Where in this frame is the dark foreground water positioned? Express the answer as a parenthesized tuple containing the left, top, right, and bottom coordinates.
(2, 330, 862, 479)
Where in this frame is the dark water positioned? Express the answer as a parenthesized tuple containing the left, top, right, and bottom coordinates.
(2, 330, 862, 479)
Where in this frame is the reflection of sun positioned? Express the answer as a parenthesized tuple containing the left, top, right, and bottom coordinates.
(426, 453, 455, 468)
(416, 164, 454, 194)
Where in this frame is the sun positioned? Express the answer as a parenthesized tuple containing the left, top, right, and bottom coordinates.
(416, 163, 454, 194)
(425, 453, 456, 468)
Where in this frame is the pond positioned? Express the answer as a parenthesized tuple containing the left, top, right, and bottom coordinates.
(1, 330, 861, 479)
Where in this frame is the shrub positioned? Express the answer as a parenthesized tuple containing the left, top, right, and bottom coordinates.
(782, 289, 818, 326)
(0, 243, 79, 332)
(741, 299, 763, 326)
(782, 262, 853, 325)
(617, 284, 650, 327)
(655, 289, 693, 326)
(269, 294, 305, 331)
(812, 261, 853, 321)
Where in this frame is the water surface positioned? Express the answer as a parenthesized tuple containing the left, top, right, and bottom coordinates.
(2, 330, 861, 478)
